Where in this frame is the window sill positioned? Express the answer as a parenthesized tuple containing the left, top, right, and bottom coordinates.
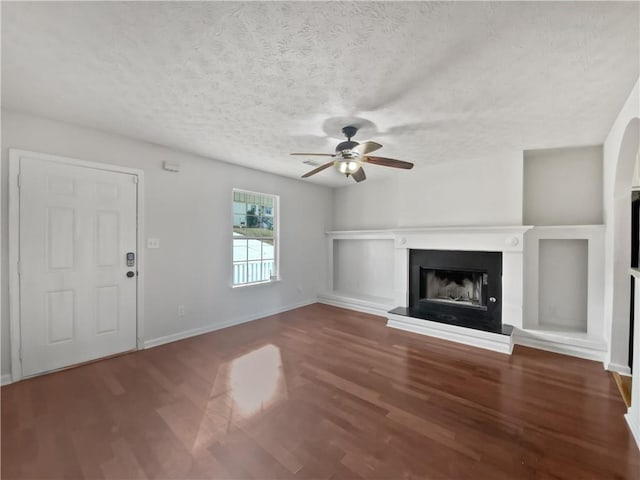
(231, 278, 281, 289)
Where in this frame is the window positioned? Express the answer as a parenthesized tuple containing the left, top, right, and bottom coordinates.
(232, 189, 279, 286)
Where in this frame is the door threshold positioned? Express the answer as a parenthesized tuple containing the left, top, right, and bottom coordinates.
(21, 349, 137, 383)
(612, 372, 632, 408)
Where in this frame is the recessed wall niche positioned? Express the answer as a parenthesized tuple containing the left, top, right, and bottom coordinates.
(538, 239, 588, 332)
(332, 239, 394, 301)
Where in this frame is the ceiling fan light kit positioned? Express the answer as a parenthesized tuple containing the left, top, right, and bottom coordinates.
(336, 159, 362, 175)
(291, 125, 414, 183)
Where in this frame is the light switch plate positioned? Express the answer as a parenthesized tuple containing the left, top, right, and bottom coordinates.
(147, 238, 160, 249)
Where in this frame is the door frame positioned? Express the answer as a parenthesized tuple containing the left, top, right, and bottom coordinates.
(8, 149, 145, 383)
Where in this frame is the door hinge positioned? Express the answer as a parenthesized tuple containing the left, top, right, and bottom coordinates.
(17, 261, 21, 276)
(16, 173, 21, 189)
(133, 176, 138, 184)
(18, 348, 22, 361)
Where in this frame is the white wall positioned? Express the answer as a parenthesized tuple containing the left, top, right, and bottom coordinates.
(603, 78, 640, 371)
(523, 146, 603, 226)
(333, 153, 523, 230)
(1, 109, 333, 377)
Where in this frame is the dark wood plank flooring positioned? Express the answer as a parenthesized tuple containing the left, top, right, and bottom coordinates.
(2, 303, 639, 479)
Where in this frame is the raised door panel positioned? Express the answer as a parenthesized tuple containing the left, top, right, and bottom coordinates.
(46, 289, 75, 344)
(96, 285, 119, 334)
(96, 211, 119, 267)
(46, 207, 76, 271)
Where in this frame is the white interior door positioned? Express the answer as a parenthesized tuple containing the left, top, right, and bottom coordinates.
(19, 155, 138, 377)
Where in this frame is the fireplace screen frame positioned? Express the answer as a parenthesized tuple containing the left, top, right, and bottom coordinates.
(420, 267, 488, 311)
(409, 249, 503, 332)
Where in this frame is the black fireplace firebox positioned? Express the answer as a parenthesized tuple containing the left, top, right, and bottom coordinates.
(408, 249, 503, 333)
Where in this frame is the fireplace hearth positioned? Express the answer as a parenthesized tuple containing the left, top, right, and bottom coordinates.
(398, 249, 504, 333)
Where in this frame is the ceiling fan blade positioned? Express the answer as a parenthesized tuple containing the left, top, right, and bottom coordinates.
(352, 141, 382, 156)
(290, 153, 335, 157)
(351, 166, 366, 183)
(301, 161, 335, 178)
(364, 156, 414, 169)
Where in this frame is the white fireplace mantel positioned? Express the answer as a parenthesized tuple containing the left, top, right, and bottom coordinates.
(326, 225, 533, 241)
(386, 226, 532, 330)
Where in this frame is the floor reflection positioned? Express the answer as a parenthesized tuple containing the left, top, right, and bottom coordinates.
(190, 344, 287, 451)
(229, 344, 285, 416)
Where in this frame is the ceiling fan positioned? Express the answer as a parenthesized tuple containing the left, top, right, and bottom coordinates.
(291, 126, 414, 182)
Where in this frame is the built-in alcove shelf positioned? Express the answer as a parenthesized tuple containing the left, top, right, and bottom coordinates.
(523, 225, 606, 361)
(322, 230, 396, 316)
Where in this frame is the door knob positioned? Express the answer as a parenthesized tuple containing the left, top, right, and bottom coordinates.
(126, 271, 135, 278)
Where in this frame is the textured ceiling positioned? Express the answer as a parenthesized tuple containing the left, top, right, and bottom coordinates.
(2, 1, 639, 186)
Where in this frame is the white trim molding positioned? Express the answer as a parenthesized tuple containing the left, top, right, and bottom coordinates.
(625, 269, 640, 450)
(317, 292, 393, 317)
(513, 329, 607, 362)
(605, 362, 632, 376)
(144, 299, 317, 349)
(1, 374, 13, 387)
(8, 149, 145, 383)
(626, 412, 640, 450)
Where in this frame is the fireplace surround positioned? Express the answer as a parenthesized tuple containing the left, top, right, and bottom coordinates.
(407, 249, 503, 333)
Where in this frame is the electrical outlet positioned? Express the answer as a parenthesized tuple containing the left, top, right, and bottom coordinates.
(178, 305, 185, 316)
(147, 238, 160, 249)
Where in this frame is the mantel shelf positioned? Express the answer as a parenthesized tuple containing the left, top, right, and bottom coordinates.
(326, 225, 534, 237)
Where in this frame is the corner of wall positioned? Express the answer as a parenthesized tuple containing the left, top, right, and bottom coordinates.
(602, 76, 640, 367)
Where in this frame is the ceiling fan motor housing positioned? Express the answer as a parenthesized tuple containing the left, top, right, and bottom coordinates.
(336, 140, 359, 155)
(337, 125, 360, 157)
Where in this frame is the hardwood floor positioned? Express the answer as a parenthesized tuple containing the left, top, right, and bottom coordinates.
(2, 303, 639, 479)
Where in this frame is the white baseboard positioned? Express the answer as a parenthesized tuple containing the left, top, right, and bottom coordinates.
(626, 411, 640, 451)
(386, 313, 513, 355)
(143, 299, 317, 349)
(606, 362, 632, 376)
(512, 332, 607, 362)
(317, 292, 393, 317)
(1, 374, 13, 386)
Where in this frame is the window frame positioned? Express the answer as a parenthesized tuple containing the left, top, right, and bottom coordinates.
(231, 188, 280, 287)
